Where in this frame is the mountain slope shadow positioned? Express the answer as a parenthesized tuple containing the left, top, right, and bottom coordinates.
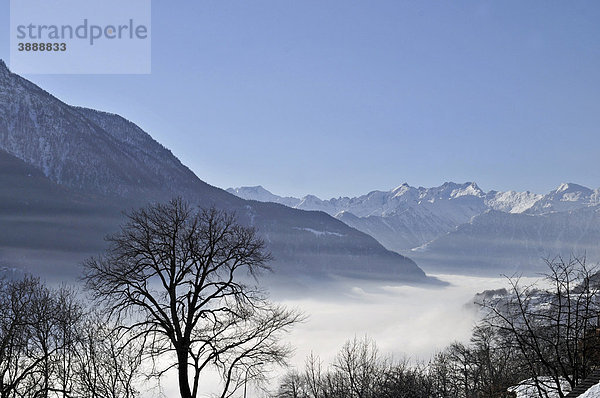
(0, 60, 440, 286)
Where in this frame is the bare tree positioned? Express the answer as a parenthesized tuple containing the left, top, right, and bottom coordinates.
(0, 276, 88, 398)
(83, 198, 302, 398)
(73, 313, 143, 398)
(278, 337, 434, 398)
(481, 255, 600, 397)
(332, 336, 383, 398)
(277, 371, 309, 398)
(0, 276, 35, 398)
(52, 285, 89, 398)
(427, 326, 522, 398)
(0, 276, 64, 398)
(304, 353, 325, 398)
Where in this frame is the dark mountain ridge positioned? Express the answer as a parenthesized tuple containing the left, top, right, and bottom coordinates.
(0, 60, 431, 284)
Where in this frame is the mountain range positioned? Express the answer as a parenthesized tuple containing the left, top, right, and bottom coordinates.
(0, 60, 430, 284)
(228, 182, 600, 274)
(3, 56, 595, 280)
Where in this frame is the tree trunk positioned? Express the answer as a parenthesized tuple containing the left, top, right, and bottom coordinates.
(177, 349, 193, 398)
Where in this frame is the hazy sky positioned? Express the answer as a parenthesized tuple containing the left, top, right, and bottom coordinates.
(1, 1, 599, 198)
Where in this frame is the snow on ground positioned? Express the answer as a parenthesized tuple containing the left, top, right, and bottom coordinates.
(579, 382, 600, 398)
(294, 227, 344, 237)
(508, 377, 571, 398)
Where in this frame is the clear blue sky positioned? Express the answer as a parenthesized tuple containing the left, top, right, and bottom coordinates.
(1, 1, 599, 198)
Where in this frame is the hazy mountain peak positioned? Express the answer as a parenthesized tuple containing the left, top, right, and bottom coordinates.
(392, 183, 414, 197)
(524, 182, 598, 215)
(226, 186, 302, 207)
(297, 194, 327, 208)
(450, 181, 485, 198)
(392, 182, 410, 191)
(303, 194, 322, 201)
(227, 185, 274, 200)
(555, 182, 592, 194)
(0, 64, 229, 202)
(420, 181, 484, 202)
(228, 185, 269, 195)
(227, 181, 594, 255)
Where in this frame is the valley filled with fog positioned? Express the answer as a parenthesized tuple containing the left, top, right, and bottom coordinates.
(1, 2, 598, 395)
(153, 273, 540, 397)
(278, 274, 515, 365)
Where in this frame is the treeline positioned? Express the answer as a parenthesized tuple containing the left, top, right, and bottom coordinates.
(276, 330, 523, 398)
(276, 256, 600, 398)
(0, 275, 143, 398)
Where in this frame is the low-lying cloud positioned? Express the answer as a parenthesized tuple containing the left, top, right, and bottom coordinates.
(277, 273, 540, 367)
(151, 273, 543, 397)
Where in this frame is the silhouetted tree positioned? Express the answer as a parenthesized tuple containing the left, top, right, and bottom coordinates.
(0, 276, 88, 398)
(481, 255, 599, 397)
(278, 337, 433, 398)
(73, 312, 143, 398)
(83, 198, 301, 398)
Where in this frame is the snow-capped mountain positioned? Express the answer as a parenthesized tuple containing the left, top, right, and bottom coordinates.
(281, 182, 489, 219)
(485, 190, 543, 214)
(525, 183, 600, 215)
(0, 60, 429, 283)
(228, 182, 600, 274)
(227, 182, 556, 222)
(226, 186, 301, 207)
(228, 182, 550, 251)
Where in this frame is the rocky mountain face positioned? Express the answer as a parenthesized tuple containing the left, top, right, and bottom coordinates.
(228, 182, 600, 275)
(0, 60, 430, 283)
